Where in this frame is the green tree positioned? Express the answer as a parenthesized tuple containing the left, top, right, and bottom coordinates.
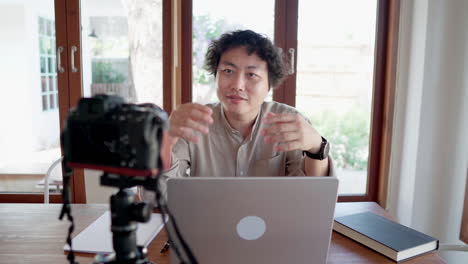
(92, 62, 125, 84)
(192, 15, 241, 102)
(306, 106, 370, 170)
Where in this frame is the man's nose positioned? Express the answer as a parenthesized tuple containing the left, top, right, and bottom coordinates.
(231, 73, 245, 91)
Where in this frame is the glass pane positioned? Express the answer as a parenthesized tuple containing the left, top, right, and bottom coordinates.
(49, 94, 55, 109)
(42, 95, 48, 110)
(53, 76, 57, 91)
(39, 38, 46, 54)
(48, 77, 54, 92)
(51, 40, 56, 56)
(47, 38, 53, 54)
(192, 0, 275, 104)
(80, 0, 163, 107)
(39, 17, 44, 35)
(41, 77, 47, 92)
(40, 57, 46, 73)
(296, 0, 377, 195)
(48, 57, 55, 73)
(47, 20, 53, 36)
(0, 2, 61, 194)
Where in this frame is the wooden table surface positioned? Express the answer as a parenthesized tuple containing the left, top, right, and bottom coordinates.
(0, 202, 445, 264)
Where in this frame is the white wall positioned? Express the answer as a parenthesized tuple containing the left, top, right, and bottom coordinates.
(0, 4, 34, 159)
(388, 0, 468, 263)
(0, 0, 59, 162)
(27, 0, 60, 151)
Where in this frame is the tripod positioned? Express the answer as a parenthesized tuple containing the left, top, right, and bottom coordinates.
(60, 169, 197, 264)
(93, 173, 155, 264)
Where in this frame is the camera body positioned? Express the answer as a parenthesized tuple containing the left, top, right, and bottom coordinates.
(62, 94, 168, 177)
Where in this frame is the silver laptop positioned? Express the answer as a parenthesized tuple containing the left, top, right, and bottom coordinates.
(166, 177, 339, 264)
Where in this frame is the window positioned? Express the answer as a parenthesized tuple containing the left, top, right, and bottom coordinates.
(182, 0, 398, 202)
(295, 0, 378, 196)
(0, 0, 396, 204)
(81, 1, 163, 107)
(39, 17, 58, 111)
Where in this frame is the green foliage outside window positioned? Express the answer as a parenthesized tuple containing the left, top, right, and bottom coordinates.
(92, 62, 125, 84)
(193, 15, 239, 86)
(305, 106, 370, 171)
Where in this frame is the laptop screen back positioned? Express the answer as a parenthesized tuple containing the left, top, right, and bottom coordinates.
(167, 177, 339, 264)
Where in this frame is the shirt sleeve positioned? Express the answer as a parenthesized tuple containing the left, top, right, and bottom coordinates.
(161, 138, 191, 178)
(327, 156, 337, 176)
(145, 139, 191, 202)
(285, 150, 307, 176)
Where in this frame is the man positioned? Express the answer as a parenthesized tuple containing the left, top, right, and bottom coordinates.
(163, 30, 334, 178)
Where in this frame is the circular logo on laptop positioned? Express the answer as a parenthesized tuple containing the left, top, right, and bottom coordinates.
(236, 216, 266, 240)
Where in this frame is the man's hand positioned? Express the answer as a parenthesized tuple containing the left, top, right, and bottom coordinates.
(168, 103, 213, 146)
(260, 112, 322, 153)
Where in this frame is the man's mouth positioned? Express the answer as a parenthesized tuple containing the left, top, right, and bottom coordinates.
(226, 94, 247, 101)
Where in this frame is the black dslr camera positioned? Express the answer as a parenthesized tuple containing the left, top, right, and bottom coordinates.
(60, 94, 168, 264)
(60, 94, 196, 264)
(62, 94, 168, 178)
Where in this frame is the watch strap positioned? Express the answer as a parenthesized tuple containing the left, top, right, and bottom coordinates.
(303, 136, 328, 160)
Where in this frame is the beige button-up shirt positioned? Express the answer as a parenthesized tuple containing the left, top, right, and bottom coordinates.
(162, 101, 335, 179)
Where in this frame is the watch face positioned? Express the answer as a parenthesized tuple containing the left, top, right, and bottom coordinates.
(323, 141, 330, 159)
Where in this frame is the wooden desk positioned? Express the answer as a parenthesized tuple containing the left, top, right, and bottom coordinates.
(0, 202, 445, 264)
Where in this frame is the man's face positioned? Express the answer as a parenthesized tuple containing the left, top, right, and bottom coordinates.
(216, 46, 270, 120)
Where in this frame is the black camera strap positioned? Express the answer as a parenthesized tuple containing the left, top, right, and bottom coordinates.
(59, 158, 78, 264)
(154, 175, 198, 264)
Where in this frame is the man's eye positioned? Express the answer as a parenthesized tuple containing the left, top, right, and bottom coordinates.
(223, 69, 233, 74)
(248, 73, 258, 78)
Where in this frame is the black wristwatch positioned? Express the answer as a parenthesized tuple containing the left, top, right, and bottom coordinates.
(303, 136, 330, 160)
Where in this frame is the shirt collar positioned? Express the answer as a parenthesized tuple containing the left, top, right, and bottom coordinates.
(218, 103, 264, 142)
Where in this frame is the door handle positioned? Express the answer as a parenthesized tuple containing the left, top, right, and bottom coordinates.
(288, 48, 295, 75)
(56, 46, 65, 73)
(71, 46, 78, 73)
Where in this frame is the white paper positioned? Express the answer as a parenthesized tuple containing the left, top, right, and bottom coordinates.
(64, 211, 165, 254)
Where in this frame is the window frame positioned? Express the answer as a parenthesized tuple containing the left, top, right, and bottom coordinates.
(0, 0, 399, 205)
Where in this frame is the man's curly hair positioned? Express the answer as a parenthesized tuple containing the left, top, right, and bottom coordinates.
(204, 30, 288, 89)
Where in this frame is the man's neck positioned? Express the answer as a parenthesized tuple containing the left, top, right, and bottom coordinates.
(224, 109, 260, 139)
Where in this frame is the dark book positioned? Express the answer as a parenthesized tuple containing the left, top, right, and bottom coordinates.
(333, 212, 439, 262)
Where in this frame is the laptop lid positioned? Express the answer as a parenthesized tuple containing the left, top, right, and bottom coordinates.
(167, 177, 339, 264)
